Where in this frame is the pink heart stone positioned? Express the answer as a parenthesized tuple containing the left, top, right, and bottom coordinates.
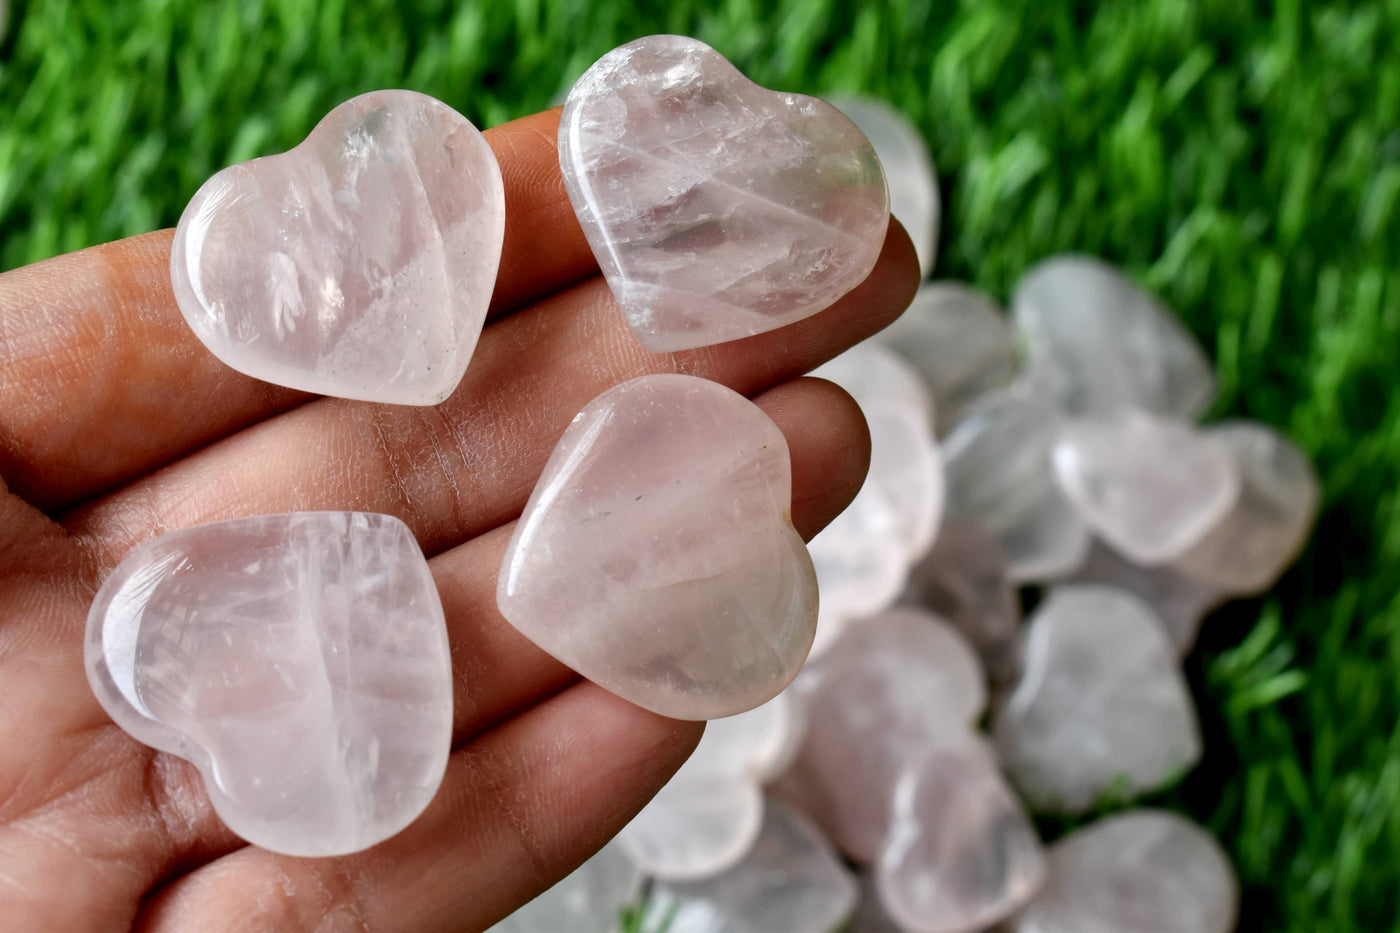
(171, 90, 505, 405)
(497, 374, 818, 720)
(559, 35, 890, 352)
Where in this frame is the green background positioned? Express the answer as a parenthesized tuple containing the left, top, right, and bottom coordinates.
(2, 1, 1398, 929)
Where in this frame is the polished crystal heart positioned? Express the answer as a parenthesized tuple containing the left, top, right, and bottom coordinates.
(171, 90, 505, 405)
(497, 374, 818, 720)
(85, 512, 453, 857)
(993, 585, 1202, 815)
(1011, 810, 1239, 933)
(559, 35, 889, 352)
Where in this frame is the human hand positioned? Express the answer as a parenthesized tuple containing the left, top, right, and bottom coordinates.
(0, 107, 918, 931)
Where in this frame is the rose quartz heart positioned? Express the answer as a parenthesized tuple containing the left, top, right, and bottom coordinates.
(559, 35, 890, 352)
(171, 89, 505, 405)
(497, 374, 818, 720)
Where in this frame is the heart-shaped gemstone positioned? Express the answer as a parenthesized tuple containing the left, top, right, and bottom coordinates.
(84, 512, 453, 857)
(497, 373, 818, 720)
(171, 90, 505, 405)
(559, 35, 889, 352)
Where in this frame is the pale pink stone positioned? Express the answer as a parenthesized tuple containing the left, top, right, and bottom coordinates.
(171, 90, 504, 405)
(85, 512, 452, 857)
(778, 607, 986, 863)
(902, 519, 1024, 685)
(993, 586, 1202, 815)
(877, 742, 1047, 933)
(1174, 420, 1320, 595)
(1071, 540, 1222, 656)
(559, 35, 889, 352)
(1011, 810, 1239, 933)
(643, 800, 858, 933)
(1053, 409, 1241, 566)
(497, 374, 817, 720)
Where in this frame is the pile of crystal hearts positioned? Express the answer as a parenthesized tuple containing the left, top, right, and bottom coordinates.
(492, 98, 1319, 933)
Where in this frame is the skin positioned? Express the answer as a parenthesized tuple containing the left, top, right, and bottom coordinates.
(0, 108, 918, 932)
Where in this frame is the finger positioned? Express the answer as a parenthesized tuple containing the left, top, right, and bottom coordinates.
(136, 682, 702, 933)
(65, 222, 917, 573)
(0, 109, 593, 512)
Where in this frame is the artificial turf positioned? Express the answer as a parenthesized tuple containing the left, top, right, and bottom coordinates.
(2, 1, 1398, 929)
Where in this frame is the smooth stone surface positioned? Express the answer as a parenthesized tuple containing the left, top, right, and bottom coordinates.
(1175, 420, 1321, 595)
(830, 97, 940, 276)
(812, 339, 936, 432)
(902, 518, 1024, 685)
(808, 499, 909, 658)
(560, 35, 889, 352)
(171, 90, 504, 405)
(1054, 409, 1241, 566)
(878, 743, 1047, 933)
(1011, 254, 1216, 419)
(85, 512, 452, 857)
(943, 392, 1089, 582)
(779, 608, 986, 863)
(618, 691, 804, 880)
(488, 838, 641, 933)
(878, 282, 1018, 433)
(1071, 540, 1222, 656)
(1011, 810, 1239, 933)
(497, 374, 817, 721)
(993, 585, 1202, 814)
(644, 799, 858, 933)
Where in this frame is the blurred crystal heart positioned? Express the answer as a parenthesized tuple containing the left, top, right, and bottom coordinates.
(559, 35, 889, 352)
(171, 89, 505, 405)
(497, 374, 818, 720)
(85, 512, 453, 857)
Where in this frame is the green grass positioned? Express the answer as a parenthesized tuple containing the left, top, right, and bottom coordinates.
(3, 1, 1399, 929)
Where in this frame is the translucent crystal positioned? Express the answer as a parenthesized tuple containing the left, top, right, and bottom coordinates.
(1011, 254, 1216, 419)
(170, 90, 505, 405)
(902, 518, 1024, 685)
(778, 607, 986, 862)
(488, 839, 641, 933)
(877, 282, 1018, 432)
(643, 800, 858, 933)
(617, 693, 802, 879)
(1174, 420, 1321, 595)
(1011, 810, 1239, 933)
(808, 343, 945, 653)
(993, 585, 1202, 815)
(85, 512, 452, 857)
(829, 97, 941, 276)
(498, 374, 818, 721)
(877, 742, 1047, 933)
(943, 392, 1088, 582)
(559, 35, 889, 352)
(1070, 540, 1221, 656)
(1053, 409, 1241, 566)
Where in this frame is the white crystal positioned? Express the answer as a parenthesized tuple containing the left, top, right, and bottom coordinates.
(1011, 809, 1239, 933)
(170, 90, 505, 405)
(1053, 409, 1241, 566)
(942, 392, 1088, 582)
(878, 282, 1018, 432)
(488, 839, 641, 933)
(901, 518, 1024, 685)
(877, 742, 1047, 933)
(1175, 420, 1320, 595)
(829, 97, 940, 276)
(778, 607, 986, 863)
(1071, 540, 1221, 656)
(497, 373, 818, 721)
(559, 35, 890, 352)
(617, 692, 803, 880)
(643, 799, 858, 933)
(85, 512, 452, 857)
(812, 339, 937, 432)
(1012, 254, 1216, 418)
(993, 585, 1202, 814)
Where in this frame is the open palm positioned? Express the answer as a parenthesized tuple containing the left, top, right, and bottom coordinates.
(0, 108, 917, 932)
